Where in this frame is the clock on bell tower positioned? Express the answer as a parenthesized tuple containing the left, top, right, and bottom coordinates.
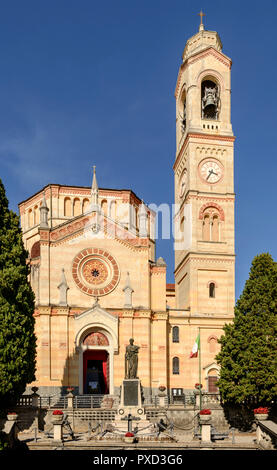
(173, 16, 235, 318)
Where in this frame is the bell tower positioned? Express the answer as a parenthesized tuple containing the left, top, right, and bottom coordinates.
(174, 15, 235, 317)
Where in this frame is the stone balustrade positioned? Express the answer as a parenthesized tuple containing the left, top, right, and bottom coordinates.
(256, 420, 277, 450)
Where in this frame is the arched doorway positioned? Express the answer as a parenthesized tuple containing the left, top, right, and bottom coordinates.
(83, 350, 109, 394)
(207, 368, 219, 393)
(81, 330, 111, 395)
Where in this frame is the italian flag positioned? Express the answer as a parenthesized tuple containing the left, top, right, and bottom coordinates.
(190, 334, 200, 358)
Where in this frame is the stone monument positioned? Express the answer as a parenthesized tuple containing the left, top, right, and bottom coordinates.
(113, 338, 154, 433)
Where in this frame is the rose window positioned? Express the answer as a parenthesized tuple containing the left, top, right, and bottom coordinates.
(72, 248, 120, 296)
(82, 259, 108, 285)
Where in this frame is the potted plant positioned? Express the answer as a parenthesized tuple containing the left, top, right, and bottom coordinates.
(158, 385, 166, 397)
(7, 412, 18, 421)
(194, 383, 203, 390)
(199, 409, 211, 423)
(124, 432, 135, 443)
(254, 407, 269, 421)
(52, 409, 64, 424)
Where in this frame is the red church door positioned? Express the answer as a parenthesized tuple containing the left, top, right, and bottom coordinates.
(83, 350, 109, 394)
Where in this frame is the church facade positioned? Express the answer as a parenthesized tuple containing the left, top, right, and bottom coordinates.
(18, 22, 235, 398)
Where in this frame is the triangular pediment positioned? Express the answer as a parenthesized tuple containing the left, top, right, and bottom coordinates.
(49, 211, 149, 249)
(74, 302, 118, 352)
(203, 362, 220, 371)
(75, 302, 118, 324)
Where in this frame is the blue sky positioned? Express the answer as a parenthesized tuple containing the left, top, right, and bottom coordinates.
(0, 0, 276, 300)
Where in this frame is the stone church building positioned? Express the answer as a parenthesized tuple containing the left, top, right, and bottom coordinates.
(18, 21, 235, 398)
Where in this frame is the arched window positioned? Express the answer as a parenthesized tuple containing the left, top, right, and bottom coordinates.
(135, 206, 139, 231)
(30, 241, 40, 258)
(207, 368, 219, 393)
(182, 99, 186, 131)
(212, 215, 219, 242)
(178, 87, 187, 133)
(110, 200, 117, 220)
(172, 357, 180, 375)
(201, 207, 222, 242)
(209, 282, 216, 298)
(208, 336, 218, 353)
(73, 198, 81, 216)
(28, 209, 33, 228)
(33, 205, 39, 225)
(83, 198, 90, 213)
(64, 197, 71, 217)
(202, 214, 210, 241)
(101, 199, 107, 216)
(172, 326, 179, 343)
(201, 79, 219, 120)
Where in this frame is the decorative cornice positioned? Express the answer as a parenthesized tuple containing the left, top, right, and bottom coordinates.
(174, 133, 235, 171)
(174, 253, 235, 277)
(152, 311, 168, 320)
(175, 46, 232, 98)
(150, 266, 166, 274)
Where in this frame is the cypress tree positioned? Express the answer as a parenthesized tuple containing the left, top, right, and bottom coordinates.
(0, 178, 36, 410)
(216, 253, 277, 407)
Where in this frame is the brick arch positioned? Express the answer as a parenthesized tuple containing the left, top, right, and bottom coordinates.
(207, 334, 218, 343)
(30, 241, 40, 258)
(199, 202, 224, 221)
(197, 69, 225, 93)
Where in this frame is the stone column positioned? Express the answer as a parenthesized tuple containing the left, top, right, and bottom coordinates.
(199, 415, 212, 443)
(201, 422, 211, 442)
(67, 392, 74, 409)
(53, 423, 63, 441)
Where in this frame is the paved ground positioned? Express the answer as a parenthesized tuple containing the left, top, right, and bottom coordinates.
(17, 429, 258, 450)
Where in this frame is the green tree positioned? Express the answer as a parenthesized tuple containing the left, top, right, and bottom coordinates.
(216, 253, 277, 407)
(0, 178, 36, 411)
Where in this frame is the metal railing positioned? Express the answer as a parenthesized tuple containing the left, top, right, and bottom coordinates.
(36, 394, 119, 409)
(17, 392, 222, 409)
(143, 394, 196, 407)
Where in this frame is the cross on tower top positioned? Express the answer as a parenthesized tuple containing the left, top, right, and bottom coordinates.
(198, 10, 205, 30)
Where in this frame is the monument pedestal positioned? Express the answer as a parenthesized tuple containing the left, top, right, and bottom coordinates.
(121, 379, 142, 407)
(113, 379, 154, 433)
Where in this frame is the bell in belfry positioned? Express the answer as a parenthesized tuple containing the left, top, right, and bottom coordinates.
(202, 85, 219, 119)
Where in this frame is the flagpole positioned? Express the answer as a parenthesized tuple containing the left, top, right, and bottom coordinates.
(198, 327, 202, 411)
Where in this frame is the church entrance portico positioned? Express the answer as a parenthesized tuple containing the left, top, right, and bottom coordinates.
(78, 330, 114, 395)
(74, 304, 118, 395)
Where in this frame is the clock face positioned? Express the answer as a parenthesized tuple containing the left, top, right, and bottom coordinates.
(199, 159, 223, 184)
(179, 170, 187, 198)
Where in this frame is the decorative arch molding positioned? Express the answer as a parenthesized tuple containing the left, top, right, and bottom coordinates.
(30, 241, 40, 258)
(74, 303, 118, 395)
(203, 362, 220, 380)
(177, 83, 187, 115)
(199, 202, 225, 221)
(203, 363, 220, 393)
(83, 331, 109, 346)
(74, 303, 118, 353)
(206, 281, 218, 288)
(197, 69, 225, 93)
(207, 334, 218, 343)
